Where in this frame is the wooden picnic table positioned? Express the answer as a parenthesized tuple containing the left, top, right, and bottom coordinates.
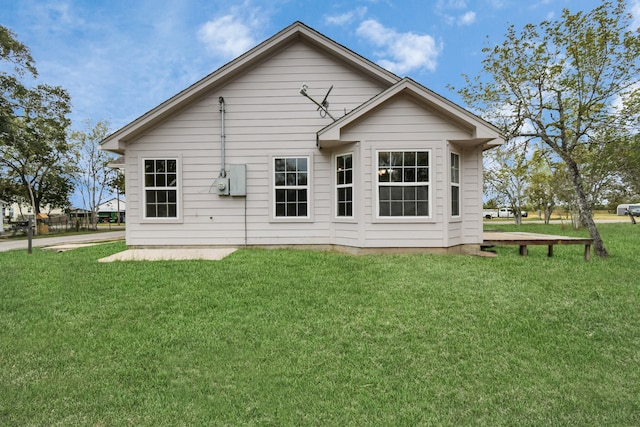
(483, 231, 594, 261)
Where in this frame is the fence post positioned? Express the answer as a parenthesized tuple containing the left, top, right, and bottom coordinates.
(27, 218, 33, 254)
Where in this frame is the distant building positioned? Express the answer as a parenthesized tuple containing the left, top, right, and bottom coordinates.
(97, 198, 126, 223)
(1, 199, 8, 233)
(3, 202, 64, 222)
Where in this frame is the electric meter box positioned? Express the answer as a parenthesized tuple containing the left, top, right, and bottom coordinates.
(214, 177, 229, 195)
(215, 164, 246, 196)
(229, 164, 246, 196)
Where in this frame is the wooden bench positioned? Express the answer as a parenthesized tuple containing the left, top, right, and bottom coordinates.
(483, 232, 594, 261)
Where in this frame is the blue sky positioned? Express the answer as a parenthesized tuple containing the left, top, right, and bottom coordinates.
(3, 0, 632, 134)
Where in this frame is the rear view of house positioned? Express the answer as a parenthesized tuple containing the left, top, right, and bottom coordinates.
(100, 22, 503, 253)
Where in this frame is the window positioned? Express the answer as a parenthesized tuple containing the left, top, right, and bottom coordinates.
(144, 159, 178, 218)
(451, 152, 460, 216)
(336, 153, 353, 217)
(274, 157, 308, 217)
(377, 151, 429, 217)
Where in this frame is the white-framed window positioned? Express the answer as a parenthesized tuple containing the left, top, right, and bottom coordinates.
(143, 158, 178, 218)
(451, 152, 460, 217)
(335, 153, 353, 218)
(377, 150, 430, 217)
(274, 157, 309, 218)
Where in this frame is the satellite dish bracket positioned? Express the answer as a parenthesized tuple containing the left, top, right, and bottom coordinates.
(299, 84, 336, 121)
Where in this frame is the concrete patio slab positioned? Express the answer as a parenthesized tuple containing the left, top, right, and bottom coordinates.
(98, 248, 237, 262)
(43, 242, 113, 252)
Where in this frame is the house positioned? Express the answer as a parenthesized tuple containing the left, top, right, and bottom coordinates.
(100, 22, 503, 254)
(97, 198, 126, 223)
(2, 201, 65, 222)
(0, 199, 7, 234)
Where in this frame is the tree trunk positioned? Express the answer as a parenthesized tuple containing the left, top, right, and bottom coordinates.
(571, 209, 581, 229)
(91, 209, 99, 230)
(514, 213, 522, 225)
(544, 205, 553, 225)
(26, 181, 38, 236)
(566, 160, 608, 257)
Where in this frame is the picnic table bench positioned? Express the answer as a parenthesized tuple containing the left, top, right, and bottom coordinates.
(483, 231, 594, 261)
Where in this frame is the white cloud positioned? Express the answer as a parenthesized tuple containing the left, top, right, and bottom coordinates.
(531, 0, 553, 7)
(486, 0, 508, 8)
(356, 19, 442, 74)
(198, 14, 258, 58)
(325, 7, 368, 26)
(631, 0, 640, 30)
(21, 0, 91, 41)
(434, 0, 476, 26)
(436, 0, 468, 10)
(458, 11, 476, 25)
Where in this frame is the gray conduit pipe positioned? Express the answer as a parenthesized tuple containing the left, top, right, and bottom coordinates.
(219, 96, 226, 178)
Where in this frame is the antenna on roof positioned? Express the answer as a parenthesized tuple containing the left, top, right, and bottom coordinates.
(299, 84, 336, 121)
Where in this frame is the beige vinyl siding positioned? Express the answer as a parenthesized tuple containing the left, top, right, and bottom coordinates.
(439, 146, 484, 246)
(124, 40, 388, 247)
(460, 146, 484, 244)
(329, 143, 365, 247)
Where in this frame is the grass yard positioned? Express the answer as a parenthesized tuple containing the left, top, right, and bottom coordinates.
(1, 223, 639, 425)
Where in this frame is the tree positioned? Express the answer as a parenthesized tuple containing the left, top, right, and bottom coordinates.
(108, 169, 125, 225)
(525, 151, 561, 224)
(70, 120, 116, 229)
(1, 26, 73, 228)
(614, 133, 640, 197)
(109, 170, 125, 196)
(1, 25, 37, 134)
(455, 0, 640, 257)
(0, 26, 36, 75)
(484, 139, 532, 225)
(1, 85, 73, 219)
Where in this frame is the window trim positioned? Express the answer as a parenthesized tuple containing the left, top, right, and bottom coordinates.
(374, 149, 432, 221)
(450, 151, 461, 218)
(270, 155, 313, 222)
(141, 156, 183, 223)
(334, 152, 355, 220)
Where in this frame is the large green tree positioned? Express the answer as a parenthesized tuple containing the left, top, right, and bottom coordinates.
(456, 0, 640, 257)
(1, 25, 73, 223)
(0, 26, 36, 135)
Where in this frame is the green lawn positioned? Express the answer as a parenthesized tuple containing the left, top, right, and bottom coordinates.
(1, 223, 639, 426)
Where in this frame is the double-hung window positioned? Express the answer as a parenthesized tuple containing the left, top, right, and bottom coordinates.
(377, 151, 429, 217)
(451, 152, 460, 217)
(336, 153, 353, 217)
(274, 157, 308, 217)
(144, 159, 178, 218)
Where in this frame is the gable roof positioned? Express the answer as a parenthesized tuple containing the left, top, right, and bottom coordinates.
(100, 21, 401, 154)
(317, 77, 504, 149)
(97, 198, 126, 211)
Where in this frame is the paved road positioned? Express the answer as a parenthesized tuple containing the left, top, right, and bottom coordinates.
(485, 218, 631, 224)
(0, 230, 125, 252)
